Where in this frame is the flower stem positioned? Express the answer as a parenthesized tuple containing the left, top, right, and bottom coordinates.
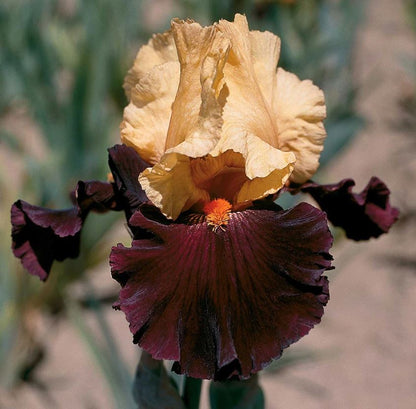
(182, 376, 202, 409)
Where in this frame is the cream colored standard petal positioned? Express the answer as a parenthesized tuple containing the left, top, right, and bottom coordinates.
(123, 31, 177, 99)
(209, 15, 294, 203)
(216, 14, 279, 150)
(273, 68, 326, 183)
(235, 135, 295, 203)
(237, 167, 292, 204)
(139, 153, 209, 220)
(120, 61, 180, 165)
(227, 134, 294, 203)
(249, 30, 281, 105)
(164, 20, 229, 156)
(243, 133, 295, 180)
(166, 27, 230, 158)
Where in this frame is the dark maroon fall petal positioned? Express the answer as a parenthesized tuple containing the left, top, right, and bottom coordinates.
(76, 180, 121, 213)
(108, 144, 150, 218)
(301, 177, 399, 241)
(11, 200, 82, 281)
(110, 203, 333, 380)
(11, 180, 123, 280)
(11, 145, 153, 280)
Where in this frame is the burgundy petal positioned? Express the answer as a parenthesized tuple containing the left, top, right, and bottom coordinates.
(302, 177, 399, 240)
(11, 200, 82, 281)
(108, 144, 150, 218)
(11, 180, 121, 280)
(110, 203, 333, 380)
(76, 180, 121, 213)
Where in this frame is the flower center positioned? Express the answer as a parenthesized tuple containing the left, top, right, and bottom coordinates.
(203, 199, 232, 232)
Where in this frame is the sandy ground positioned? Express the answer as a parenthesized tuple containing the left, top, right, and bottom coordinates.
(259, 1, 416, 408)
(1, 0, 415, 408)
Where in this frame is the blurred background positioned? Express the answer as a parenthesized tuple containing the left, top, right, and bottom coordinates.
(0, 0, 415, 408)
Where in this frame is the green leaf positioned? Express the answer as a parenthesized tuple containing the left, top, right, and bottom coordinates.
(133, 352, 186, 409)
(209, 375, 265, 409)
(182, 376, 202, 409)
(66, 299, 135, 409)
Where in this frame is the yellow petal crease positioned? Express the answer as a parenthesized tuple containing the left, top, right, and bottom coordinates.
(164, 20, 229, 156)
(139, 153, 209, 220)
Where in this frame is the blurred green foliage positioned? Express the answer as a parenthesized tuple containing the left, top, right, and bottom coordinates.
(403, 0, 416, 125)
(406, 0, 416, 28)
(0, 0, 364, 406)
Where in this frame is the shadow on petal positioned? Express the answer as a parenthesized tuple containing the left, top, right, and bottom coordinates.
(11, 201, 82, 281)
(108, 144, 150, 219)
(11, 179, 121, 280)
(302, 177, 399, 241)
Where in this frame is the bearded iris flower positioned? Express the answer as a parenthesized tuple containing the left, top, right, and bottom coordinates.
(121, 15, 326, 220)
(11, 15, 398, 381)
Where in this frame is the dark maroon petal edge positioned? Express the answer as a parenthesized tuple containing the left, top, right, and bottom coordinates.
(11, 180, 119, 281)
(301, 177, 399, 241)
(11, 144, 153, 280)
(110, 203, 333, 380)
(11, 201, 82, 281)
(108, 144, 150, 219)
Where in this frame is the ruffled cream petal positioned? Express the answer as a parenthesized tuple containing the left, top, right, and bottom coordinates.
(236, 134, 295, 202)
(123, 31, 178, 99)
(273, 68, 326, 183)
(164, 20, 229, 157)
(249, 29, 280, 105)
(200, 15, 294, 204)
(196, 135, 295, 205)
(120, 61, 180, 164)
(139, 153, 209, 220)
(216, 14, 279, 149)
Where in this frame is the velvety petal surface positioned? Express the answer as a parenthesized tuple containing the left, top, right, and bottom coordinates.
(110, 203, 332, 380)
(108, 144, 150, 219)
(302, 177, 399, 240)
(76, 180, 121, 213)
(11, 180, 120, 280)
(11, 201, 82, 281)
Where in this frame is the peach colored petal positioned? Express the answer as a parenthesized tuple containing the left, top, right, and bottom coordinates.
(191, 151, 247, 203)
(120, 61, 180, 164)
(123, 31, 178, 99)
(191, 139, 294, 206)
(249, 29, 281, 105)
(217, 14, 279, 149)
(273, 68, 326, 183)
(164, 20, 229, 156)
(166, 25, 230, 158)
(139, 153, 209, 220)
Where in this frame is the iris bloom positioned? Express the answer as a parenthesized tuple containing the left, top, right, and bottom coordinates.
(11, 15, 398, 380)
(121, 14, 326, 220)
